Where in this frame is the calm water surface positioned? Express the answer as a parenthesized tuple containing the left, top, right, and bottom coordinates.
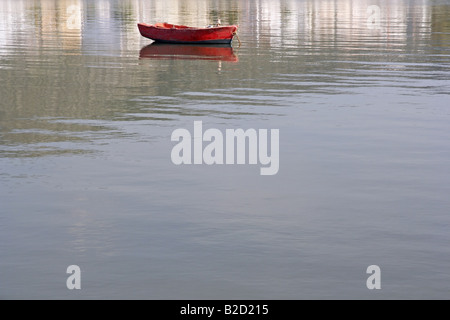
(1, 0, 449, 299)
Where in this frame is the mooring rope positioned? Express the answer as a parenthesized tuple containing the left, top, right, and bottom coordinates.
(233, 32, 241, 48)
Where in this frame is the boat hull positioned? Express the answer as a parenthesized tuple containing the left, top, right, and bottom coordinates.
(137, 23, 238, 44)
(153, 38, 233, 44)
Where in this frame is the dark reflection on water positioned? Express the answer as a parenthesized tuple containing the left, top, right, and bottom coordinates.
(1, 0, 450, 299)
(139, 43, 238, 62)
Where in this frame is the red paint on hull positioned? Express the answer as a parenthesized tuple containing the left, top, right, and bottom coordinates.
(138, 23, 238, 44)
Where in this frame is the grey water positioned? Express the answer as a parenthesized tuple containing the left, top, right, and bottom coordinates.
(0, 0, 449, 299)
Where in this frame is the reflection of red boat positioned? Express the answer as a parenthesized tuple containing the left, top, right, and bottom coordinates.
(137, 22, 238, 44)
(139, 43, 238, 62)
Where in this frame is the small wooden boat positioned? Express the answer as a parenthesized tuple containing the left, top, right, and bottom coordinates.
(139, 43, 238, 62)
(137, 22, 238, 44)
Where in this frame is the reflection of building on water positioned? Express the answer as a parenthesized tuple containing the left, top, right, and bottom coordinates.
(0, 0, 82, 51)
(39, 0, 82, 50)
(245, 0, 434, 47)
(1, 0, 447, 52)
(0, 0, 445, 116)
(0, 1, 31, 50)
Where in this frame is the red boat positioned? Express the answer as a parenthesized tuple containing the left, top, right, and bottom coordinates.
(139, 43, 238, 62)
(137, 22, 238, 44)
